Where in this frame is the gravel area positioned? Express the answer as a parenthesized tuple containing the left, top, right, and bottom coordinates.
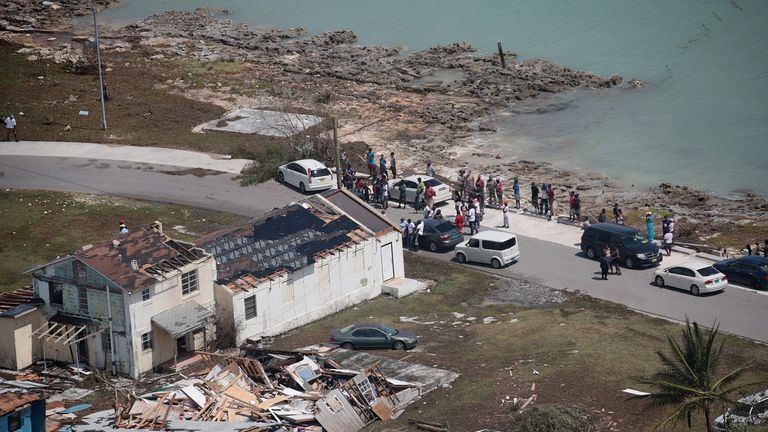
(480, 277, 569, 308)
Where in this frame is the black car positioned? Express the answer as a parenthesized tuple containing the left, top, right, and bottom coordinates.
(580, 223, 663, 269)
(329, 323, 418, 350)
(419, 218, 464, 252)
(713, 256, 768, 290)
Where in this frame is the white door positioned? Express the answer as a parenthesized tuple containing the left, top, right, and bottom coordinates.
(380, 243, 395, 281)
(14, 324, 32, 369)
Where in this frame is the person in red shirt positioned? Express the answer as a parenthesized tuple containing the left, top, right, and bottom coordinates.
(455, 211, 465, 234)
(425, 184, 437, 209)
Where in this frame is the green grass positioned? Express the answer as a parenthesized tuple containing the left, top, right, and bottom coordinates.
(0, 190, 245, 291)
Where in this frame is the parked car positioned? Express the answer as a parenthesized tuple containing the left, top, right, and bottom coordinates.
(454, 230, 520, 269)
(276, 159, 334, 192)
(418, 218, 464, 252)
(329, 323, 417, 350)
(389, 176, 451, 205)
(580, 223, 662, 269)
(653, 261, 727, 296)
(714, 389, 768, 431)
(713, 256, 768, 290)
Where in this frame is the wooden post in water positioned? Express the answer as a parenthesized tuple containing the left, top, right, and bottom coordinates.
(497, 41, 506, 68)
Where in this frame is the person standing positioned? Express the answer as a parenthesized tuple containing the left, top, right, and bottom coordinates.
(425, 183, 436, 210)
(599, 254, 610, 280)
(434, 209, 443, 219)
(4, 114, 18, 142)
(616, 210, 625, 225)
(612, 203, 621, 224)
(745, 244, 752, 256)
(502, 200, 510, 228)
(539, 182, 549, 215)
(407, 219, 416, 250)
(414, 220, 424, 250)
(645, 212, 656, 241)
(512, 178, 520, 209)
(610, 243, 622, 275)
(568, 191, 576, 221)
(662, 215, 671, 235)
(764, 239, 768, 257)
(423, 204, 432, 219)
(416, 177, 426, 210)
(340, 151, 348, 171)
(597, 208, 607, 223)
(379, 154, 387, 176)
(398, 181, 407, 209)
(664, 230, 674, 256)
(547, 184, 555, 218)
(475, 176, 485, 211)
(389, 152, 397, 178)
(487, 176, 497, 208)
(426, 161, 436, 177)
(455, 210, 465, 234)
(468, 205, 477, 235)
(531, 182, 540, 213)
(399, 218, 408, 244)
(381, 182, 389, 211)
(573, 193, 582, 222)
(366, 147, 376, 176)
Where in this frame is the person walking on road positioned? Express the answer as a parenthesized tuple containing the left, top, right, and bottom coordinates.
(645, 211, 656, 241)
(455, 211, 465, 234)
(531, 182, 540, 213)
(512, 178, 520, 209)
(664, 230, 674, 256)
(389, 152, 397, 179)
(468, 205, 478, 235)
(4, 114, 18, 142)
(599, 254, 611, 280)
(502, 200, 510, 228)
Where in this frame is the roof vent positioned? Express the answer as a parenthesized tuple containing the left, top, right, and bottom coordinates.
(111, 240, 120, 248)
(130, 260, 139, 271)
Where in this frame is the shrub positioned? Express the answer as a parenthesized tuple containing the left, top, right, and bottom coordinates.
(514, 405, 590, 432)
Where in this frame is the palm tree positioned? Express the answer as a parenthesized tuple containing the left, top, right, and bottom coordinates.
(636, 317, 750, 432)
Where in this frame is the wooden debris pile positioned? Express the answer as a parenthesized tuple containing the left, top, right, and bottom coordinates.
(113, 348, 417, 432)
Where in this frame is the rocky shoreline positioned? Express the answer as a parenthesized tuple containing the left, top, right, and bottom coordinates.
(2, 6, 766, 250)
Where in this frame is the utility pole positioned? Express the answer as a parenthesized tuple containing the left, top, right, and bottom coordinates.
(497, 41, 506, 69)
(92, 2, 107, 131)
(333, 118, 342, 189)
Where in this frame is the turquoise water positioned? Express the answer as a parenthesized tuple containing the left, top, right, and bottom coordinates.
(94, 0, 768, 196)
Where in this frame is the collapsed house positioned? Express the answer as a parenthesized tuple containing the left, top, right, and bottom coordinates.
(22, 223, 217, 378)
(199, 193, 405, 345)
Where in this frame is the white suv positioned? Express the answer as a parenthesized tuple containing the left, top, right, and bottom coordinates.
(277, 159, 334, 192)
(455, 230, 520, 269)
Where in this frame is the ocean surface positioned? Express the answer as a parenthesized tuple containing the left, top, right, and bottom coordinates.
(92, 0, 768, 196)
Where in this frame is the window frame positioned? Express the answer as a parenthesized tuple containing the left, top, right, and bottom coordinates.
(78, 286, 89, 313)
(181, 270, 199, 295)
(49, 282, 64, 306)
(141, 331, 153, 351)
(244, 295, 257, 320)
(141, 288, 151, 301)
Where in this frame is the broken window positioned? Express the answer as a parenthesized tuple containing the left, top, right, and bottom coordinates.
(142, 288, 151, 301)
(181, 270, 198, 295)
(141, 331, 153, 351)
(102, 332, 112, 352)
(244, 295, 257, 320)
(49, 282, 63, 306)
(72, 260, 87, 280)
(79, 287, 89, 313)
(355, 376, 377, 404)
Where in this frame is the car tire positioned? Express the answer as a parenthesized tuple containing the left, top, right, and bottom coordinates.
(491, 258, 502, 269)
(586, 247, 596, 259)
(340, 342, 354, 350)
(277, 171, 284, 183)
(690, 285, 700, 296)
(655, 276, 665, 288)
(428, 241, 438, 252)
(456, 253, 467, 264)
(299, 182, 306, 193)
(754, 279, 762, 290)
(393, 341, 406, 351)
(624, 257, 635, 269)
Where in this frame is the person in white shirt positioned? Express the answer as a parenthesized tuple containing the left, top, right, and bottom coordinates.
(5, 115, 18, 141)
(423, 205, 432, 219)
(468, 206, 477, 235)
(407, 219, 416, 250)
(502, 200, 510, 228)
(663, 231, 674, 256)
(414, 220, 424, 250)
(381, 183, 389, 211)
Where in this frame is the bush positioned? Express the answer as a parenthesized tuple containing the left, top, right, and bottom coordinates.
(239, 142, 298, 186)
(514, 405, 590, 432)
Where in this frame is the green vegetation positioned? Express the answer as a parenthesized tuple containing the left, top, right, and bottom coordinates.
(514, 405, 589, 432)
(0, 190, 244, 292)
(638, 319, 753, 432)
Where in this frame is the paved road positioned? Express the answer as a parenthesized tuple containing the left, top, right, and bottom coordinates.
(2, 155, 767, 342)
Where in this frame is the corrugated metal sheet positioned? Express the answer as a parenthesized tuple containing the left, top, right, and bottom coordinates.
(151, 301, 213, 338)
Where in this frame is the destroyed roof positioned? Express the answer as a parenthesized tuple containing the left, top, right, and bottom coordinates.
(0, 286, 42, 318)
(152, 301, 214, 338)
(0, 390, 43, 416)
(62, 228, 209, 294)
(323, 188, 399, 235)
(196, 196, 372, 288)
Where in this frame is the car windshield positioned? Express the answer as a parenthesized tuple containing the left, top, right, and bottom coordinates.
(434, 222, 456, 233)
(621, 233, 649, 246)
(730, 402, 753, 416)
(311, 168, 331, 177)
(425, 179, 443, 187)
(380, 325, 398, 336)
(697, 266, 719, 277)
(339, 324, 355, 334)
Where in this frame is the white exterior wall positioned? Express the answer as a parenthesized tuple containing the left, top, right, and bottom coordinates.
(127, 257, 216, 378)
(373, 230, 405, 284)
(230, 238, 381, 345)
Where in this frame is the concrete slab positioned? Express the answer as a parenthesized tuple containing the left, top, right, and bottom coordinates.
(199, 108, 323, 136)
(382, 277, 428, 298)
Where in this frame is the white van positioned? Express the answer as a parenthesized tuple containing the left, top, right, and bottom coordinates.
(454, 230, 520, 269)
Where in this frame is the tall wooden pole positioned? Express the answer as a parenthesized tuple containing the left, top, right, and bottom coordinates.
(92, 2, 107, 130)
(333, 118, 342, 189)
(497, 41, 506, 68)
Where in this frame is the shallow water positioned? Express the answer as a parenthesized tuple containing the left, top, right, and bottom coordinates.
(94, 0, 768, 196)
